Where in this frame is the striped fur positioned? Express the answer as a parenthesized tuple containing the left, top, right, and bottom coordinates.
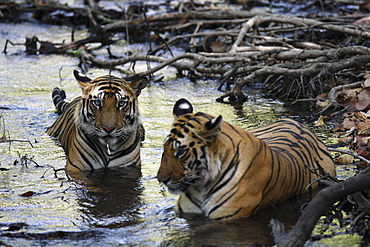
(157, 99, 336, 220)
(47, 70, 148, 173)
(52, 88, 67, 114)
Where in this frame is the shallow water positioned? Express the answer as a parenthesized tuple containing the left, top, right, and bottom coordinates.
(0, 22, 360, 246)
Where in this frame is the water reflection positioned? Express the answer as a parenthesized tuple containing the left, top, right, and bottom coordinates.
(72, 167, 143, 229)
(168, 190, 315, 246)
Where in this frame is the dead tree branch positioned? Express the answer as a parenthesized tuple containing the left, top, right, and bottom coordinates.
(271, 169, 370, 247)
(318, 81, 364, 114)
(0, 114, 34, 148)
(3, 3, 370, 103)
(86, 10, 370, 101)
(328, 147, 370, 165)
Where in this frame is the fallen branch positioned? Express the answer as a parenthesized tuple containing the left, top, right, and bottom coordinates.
(4, 3, 370, 104)
(86, 10, 370, 102)
(318, 80, 364, 115)
(219, 53, 370, 102)
(0, 114, 34, 148)
(79, 49, 249, 77)
(271, 169, 370, 247)
(14, 153, 41, 168)
(328, 147, 370, 165)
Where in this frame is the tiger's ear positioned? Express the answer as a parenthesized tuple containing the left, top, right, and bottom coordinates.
(206, 115, 222, 130)
(201, 115, 222, 142)
(173, 99, 193, 119)
(73, 70, 92, 88)
(127, 77, 149, 97)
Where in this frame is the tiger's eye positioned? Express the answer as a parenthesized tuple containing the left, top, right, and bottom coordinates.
(92, 100, 101, 108)
(176, 148, 187, 158)
(118, 100, 127, 108)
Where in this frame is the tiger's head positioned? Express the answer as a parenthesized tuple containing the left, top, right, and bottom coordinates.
(73, 70, 148, 147)
(157, 99, 223, 195)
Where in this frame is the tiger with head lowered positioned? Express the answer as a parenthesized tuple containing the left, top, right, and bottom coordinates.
(157, 99, 336, 220)
(47, 70, 148, 173)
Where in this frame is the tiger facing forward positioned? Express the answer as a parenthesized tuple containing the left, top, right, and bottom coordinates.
(47, 70, 148, 173)
(157, 99, 336, 220)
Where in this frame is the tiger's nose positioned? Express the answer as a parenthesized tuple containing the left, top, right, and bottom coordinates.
(157, 170, 170, 184)
(102, 126, 115, 133)
(157, 177, 170, 184)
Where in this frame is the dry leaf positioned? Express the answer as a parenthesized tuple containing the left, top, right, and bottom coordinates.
(357, 122, 369, 135)
(343, 112, 355, 118)
(210, 41, 227, 53)
(314, 116, 325, 126)
(362, 136, 370, 146)
(354, 111, 367, 120)
(20, 191, 36, 197)
(362, 110, 370, 118)
(364, 71, 370, 87)
(334, 156, 354, 165)
(357, 146, 370, 158)
(316, 99, 329, 108)
(342, 118, 357, 130)
(337, 136, 352, 143)
(336, 88, 362, 111)
(355, 89, 370, 110)
(355, 161, 369, 169)
(315, 93, 328, 100)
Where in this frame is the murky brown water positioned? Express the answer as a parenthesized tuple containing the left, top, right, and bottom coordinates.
(0, 22, 362, 246)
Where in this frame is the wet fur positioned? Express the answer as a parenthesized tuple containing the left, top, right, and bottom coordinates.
(157, 99, 336, 220)
(47, 70, 148, 172)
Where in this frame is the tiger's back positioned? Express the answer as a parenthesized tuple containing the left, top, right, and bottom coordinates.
(248, 118, 335, 206)
(157, 99, 336, 220)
